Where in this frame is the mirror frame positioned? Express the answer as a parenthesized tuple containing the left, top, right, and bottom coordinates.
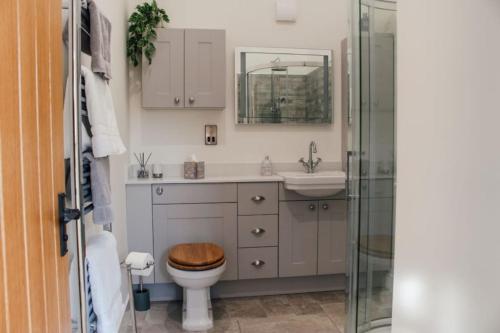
(234, 47, 334, 125)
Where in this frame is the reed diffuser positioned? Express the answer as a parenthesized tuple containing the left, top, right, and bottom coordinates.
(134, 152, 152, 179)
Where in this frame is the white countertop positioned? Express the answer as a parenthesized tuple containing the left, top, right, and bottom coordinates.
(126, 174, 284, 185)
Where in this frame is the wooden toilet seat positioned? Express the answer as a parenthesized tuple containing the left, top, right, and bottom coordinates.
(168, 243, 225, 271)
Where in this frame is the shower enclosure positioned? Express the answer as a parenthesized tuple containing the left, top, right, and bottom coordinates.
(347, 0, 396, 332)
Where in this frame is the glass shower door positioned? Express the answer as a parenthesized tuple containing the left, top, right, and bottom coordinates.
(348, 0, 396, 332)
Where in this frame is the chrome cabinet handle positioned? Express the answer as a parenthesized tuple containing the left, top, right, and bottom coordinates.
(322, 203, 329, 210)
(156, 187, 164, 195)
(251, 228, 266, 236)
(174, 97, 180, 104)
(189, 97, 195, 104)
(251, 195, 265, 202)
(309, 204, 316, 211)
(251, 260, 265, 267)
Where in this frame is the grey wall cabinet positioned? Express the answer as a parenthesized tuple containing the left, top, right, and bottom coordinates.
(185, 29, 226, 108)
(318, 200, 347, 275)
(142, 28, 226, 109)
(153, 203, 237, 283)
(279, 201, 319, 277)
(142, 29, 185, 108)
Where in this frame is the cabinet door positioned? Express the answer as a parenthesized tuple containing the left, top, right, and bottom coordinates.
(126, 185, 154, 284)
(153, 203, 237, 283)
(279, 201, 318, 277)
(318, 200, 347, 275)
(142, 28, 184, 108)
(185, 29, 226, 108)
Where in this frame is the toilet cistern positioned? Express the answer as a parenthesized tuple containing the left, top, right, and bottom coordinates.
(299, 141, 322, 173)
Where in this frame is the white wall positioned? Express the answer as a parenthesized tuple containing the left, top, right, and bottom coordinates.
(127, 0, 348, 165)
(393, 1, 500, 332)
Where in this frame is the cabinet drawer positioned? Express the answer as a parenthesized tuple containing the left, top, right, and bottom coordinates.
(152, 183, 237, 204)
(238, 215, 278, 248)
(238, 183, 278, 215)
(238, 247, 278, 280)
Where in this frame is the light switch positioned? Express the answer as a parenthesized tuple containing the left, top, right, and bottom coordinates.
(205, 125, 218, 145)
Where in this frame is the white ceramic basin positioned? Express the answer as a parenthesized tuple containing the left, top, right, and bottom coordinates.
(278, 171, 346, 197)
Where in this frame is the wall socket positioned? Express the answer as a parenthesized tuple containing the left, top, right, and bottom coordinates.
(205, 125, 218, 145)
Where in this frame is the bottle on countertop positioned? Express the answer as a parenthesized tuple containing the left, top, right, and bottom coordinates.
(261, 155, 273, 176)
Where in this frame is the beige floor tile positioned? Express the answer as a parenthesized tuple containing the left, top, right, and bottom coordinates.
(238, 314, 340, 333)
(212, 299, 232, 321)
(140, 324, 171, 333)
(285, 293, 327, 316)
(258, 295, 296, 317)
(309, 291, 346, 304)
(208, 319, 240, 333)
(321, 303, 346, 332)
(221, 297, 267, 319)
(120, 292, 348, 333)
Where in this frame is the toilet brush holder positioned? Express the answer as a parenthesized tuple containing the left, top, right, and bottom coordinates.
(133, 277, 150, 311)
(133, 288, 150, 311)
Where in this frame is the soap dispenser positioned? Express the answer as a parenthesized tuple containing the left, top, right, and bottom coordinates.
(261, 156, 273, 176)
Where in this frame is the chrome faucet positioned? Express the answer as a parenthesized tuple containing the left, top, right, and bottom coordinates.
(299, 141, 322, 173)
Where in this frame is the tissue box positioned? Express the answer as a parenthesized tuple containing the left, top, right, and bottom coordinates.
(196, 162, 205, 179)
(184, 162, 197, 179)
(184, 162, 205, 179)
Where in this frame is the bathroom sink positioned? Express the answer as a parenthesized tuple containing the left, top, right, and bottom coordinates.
(278, 171, 346, 197)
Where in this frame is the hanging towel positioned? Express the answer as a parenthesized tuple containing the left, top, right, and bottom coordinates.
(87, 0, 112, 80)
(86, 231, 124, 333)
(81, 66, 126, 158)
(63, 75, 93, 158)
(82, 150, 113, 225)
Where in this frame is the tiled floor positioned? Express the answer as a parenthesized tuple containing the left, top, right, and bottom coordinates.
(119, 291, 347, 333)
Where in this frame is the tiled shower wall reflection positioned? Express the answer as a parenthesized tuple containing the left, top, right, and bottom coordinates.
(240, 68, 332, 123)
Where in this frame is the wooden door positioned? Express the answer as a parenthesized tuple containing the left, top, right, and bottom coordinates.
(278, 201, 319, 277)
(0, 0, 70, 331)
(142, 28, 185, 108)
(185, 29, 226, 109)
(318, 200, 347, 275)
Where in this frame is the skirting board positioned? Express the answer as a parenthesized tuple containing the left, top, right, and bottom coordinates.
(142, 274, 347, 302)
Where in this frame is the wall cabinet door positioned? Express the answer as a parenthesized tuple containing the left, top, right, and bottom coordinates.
(279, 201, 318, 277)
(185, 29, 226, 108)
(318, 200, 347, 275)
(142, 28, 184, 108)
(153, 203, 237, 283)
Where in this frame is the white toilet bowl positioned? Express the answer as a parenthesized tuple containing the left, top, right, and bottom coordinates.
(167, 261, 226, 331)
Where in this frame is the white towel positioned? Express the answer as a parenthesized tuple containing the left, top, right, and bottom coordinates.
(86, 231, 123, 333)
(81, 66, 126, 158)
(63, 76, 92, 158)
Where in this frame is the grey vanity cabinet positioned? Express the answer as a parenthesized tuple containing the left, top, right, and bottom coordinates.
(142, 28, 226, 109)
(318, 200, 347, 275)
(279, 201, 319, 277)
(279, 199, 347, 277)
(153, 203, 238, 283)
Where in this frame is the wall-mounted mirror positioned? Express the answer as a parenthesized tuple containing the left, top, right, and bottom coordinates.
(235, 47, 333, 125)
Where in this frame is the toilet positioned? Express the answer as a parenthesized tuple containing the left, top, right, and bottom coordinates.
(166, 243, 226, 331)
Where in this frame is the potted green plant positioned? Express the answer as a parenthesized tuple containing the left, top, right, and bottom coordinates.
(127, 0, 170, 67)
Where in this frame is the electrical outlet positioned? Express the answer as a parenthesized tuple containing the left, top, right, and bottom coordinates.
(205, 125, 217, 145)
